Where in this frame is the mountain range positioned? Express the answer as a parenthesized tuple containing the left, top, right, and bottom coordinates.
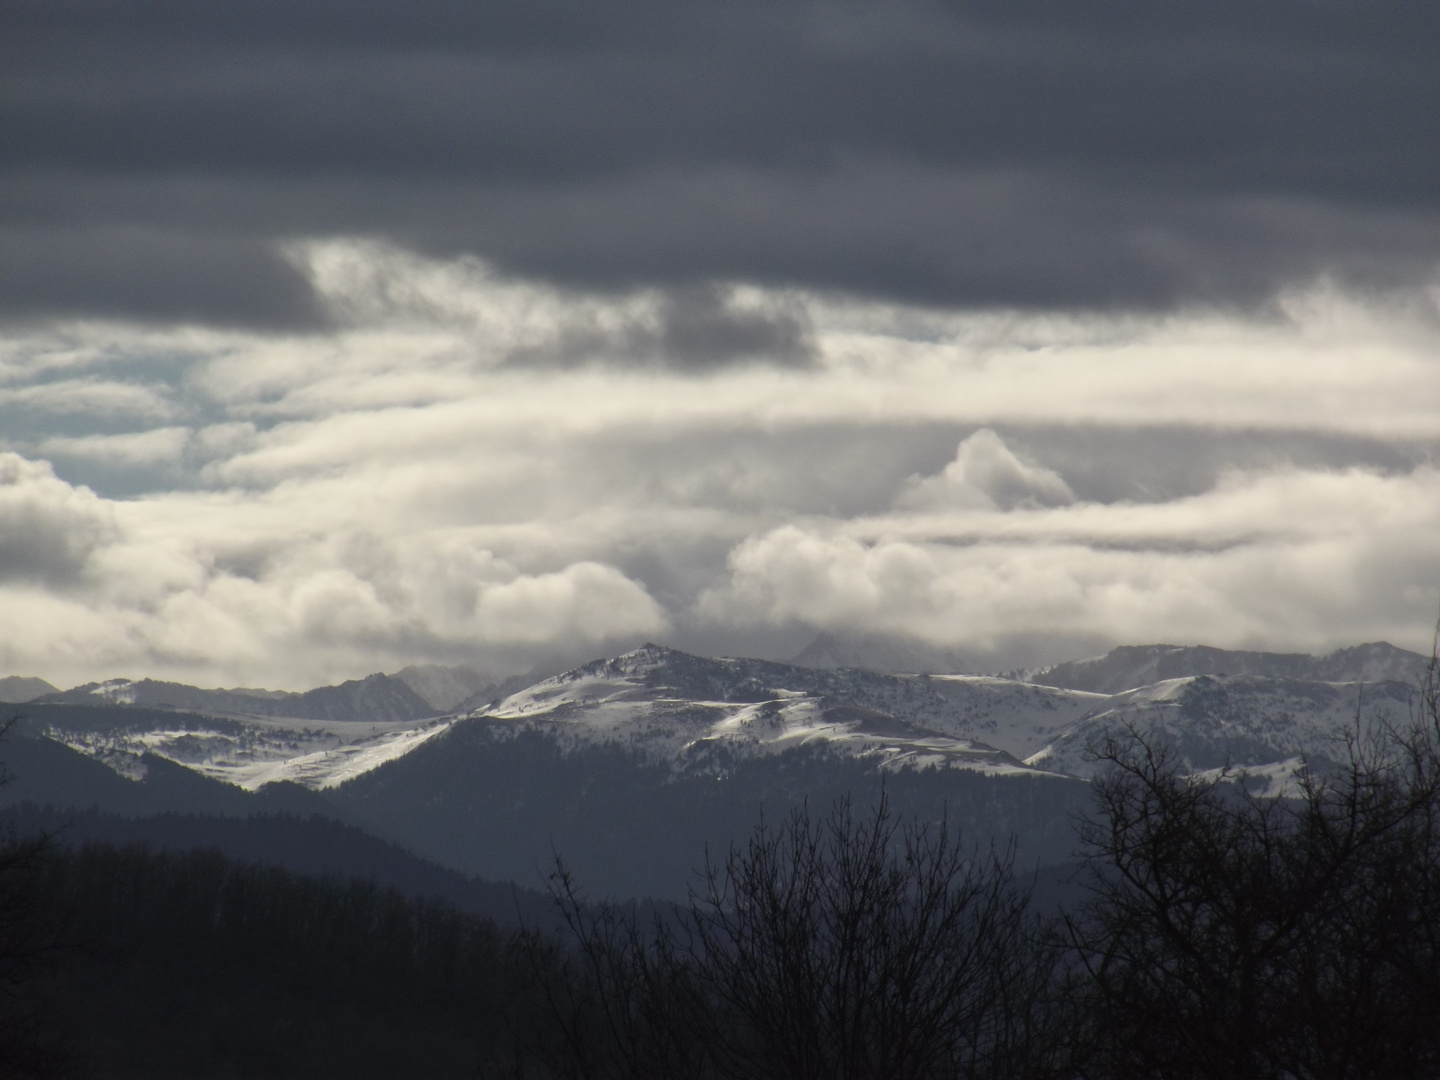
(2, 638, 1430, 898)
(1024, 641, 1431, 694)
(34, 672, 438, 724)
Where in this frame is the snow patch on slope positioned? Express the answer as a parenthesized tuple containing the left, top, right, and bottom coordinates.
(479, 647, 1074, 777)
(49, 714, 456, 791)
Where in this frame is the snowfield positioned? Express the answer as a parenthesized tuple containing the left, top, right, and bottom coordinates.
(49, 714, 456, 790)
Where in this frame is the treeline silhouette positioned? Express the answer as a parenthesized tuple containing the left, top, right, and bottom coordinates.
(0, 803, 556, 928)
(3, 668, 1440, 1078)
(29, 843, 525, 1078)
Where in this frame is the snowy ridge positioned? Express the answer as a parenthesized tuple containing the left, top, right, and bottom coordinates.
(476, 644, 1099, 777)
(1026, 641, 1428, 695)
(49, 713, 458, 790)
(36, 673, 435, 725)
(1025, 673, 1418, 778)
(20, 641, 1431, 792)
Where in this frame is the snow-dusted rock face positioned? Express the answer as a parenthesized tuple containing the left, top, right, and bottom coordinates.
(477, 644, 1095, 777)
(1025, 674, 1419, 779)
(38, 708, 457, 791)
(25, 672, 446, 791)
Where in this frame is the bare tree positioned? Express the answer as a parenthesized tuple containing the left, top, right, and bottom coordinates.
(1065, 669, 1440, 1080)
(528, 796, 1062, 1080)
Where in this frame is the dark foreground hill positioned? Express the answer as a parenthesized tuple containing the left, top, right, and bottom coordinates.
(0, 803, 554, 929)
(26, 843, 521, 1079)
(0, 717, 1087, 902)
(327, 725, 1088, 900)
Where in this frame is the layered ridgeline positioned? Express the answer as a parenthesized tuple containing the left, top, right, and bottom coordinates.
(0, 640, 1429, 897)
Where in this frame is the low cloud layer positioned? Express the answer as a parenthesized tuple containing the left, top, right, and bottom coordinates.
(896, 429, 1076, 511)
(701, 466, 1440, 661)
(0, 242, 1436, 688)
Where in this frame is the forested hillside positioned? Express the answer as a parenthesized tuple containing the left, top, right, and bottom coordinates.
(26, 844, 524, 1078)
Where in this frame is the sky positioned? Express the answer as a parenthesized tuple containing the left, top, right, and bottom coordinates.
(2, 0, 1440, 690)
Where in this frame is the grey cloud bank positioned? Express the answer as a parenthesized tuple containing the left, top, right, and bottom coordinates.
(1, 3, 1438, 688)
(4, 1, 1440, 324)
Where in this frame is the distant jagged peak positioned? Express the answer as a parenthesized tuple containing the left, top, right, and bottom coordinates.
(0, 675, 59, 704)
(614, 641, 693, 671)
(46, 677, 185, 706)
(1311, 641, 1432, 684)
(552, 643, 731, 683)
(1024, 669, 1420, 780)
(272, 673, 438, 722)
(35, 671, 437, 724)
(45, 676, 291, 704)
(1024, 641, 1430, 696)
(390, 663, 494, 712)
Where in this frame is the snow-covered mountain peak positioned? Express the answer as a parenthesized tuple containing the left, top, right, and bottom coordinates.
(1025, 672, 1419, 778)
(477, 646, 1089, 778)
(87, 678, 140, 705)
(486, 646, 806, 728)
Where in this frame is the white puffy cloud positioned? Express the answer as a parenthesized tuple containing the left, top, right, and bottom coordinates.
(896, 428, 1075, 510)
(0, 453, 116, 586)
(472, 562, 669, 645)
(698, 466, 1440, 659)
(0, 449, 668, 688)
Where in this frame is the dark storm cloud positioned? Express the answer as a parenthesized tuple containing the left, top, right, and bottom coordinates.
(650, 286, 814, 369)
(3, 0, 1438, 326)
(508, 283, 816, 370)
(0, 227, 325, 328)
